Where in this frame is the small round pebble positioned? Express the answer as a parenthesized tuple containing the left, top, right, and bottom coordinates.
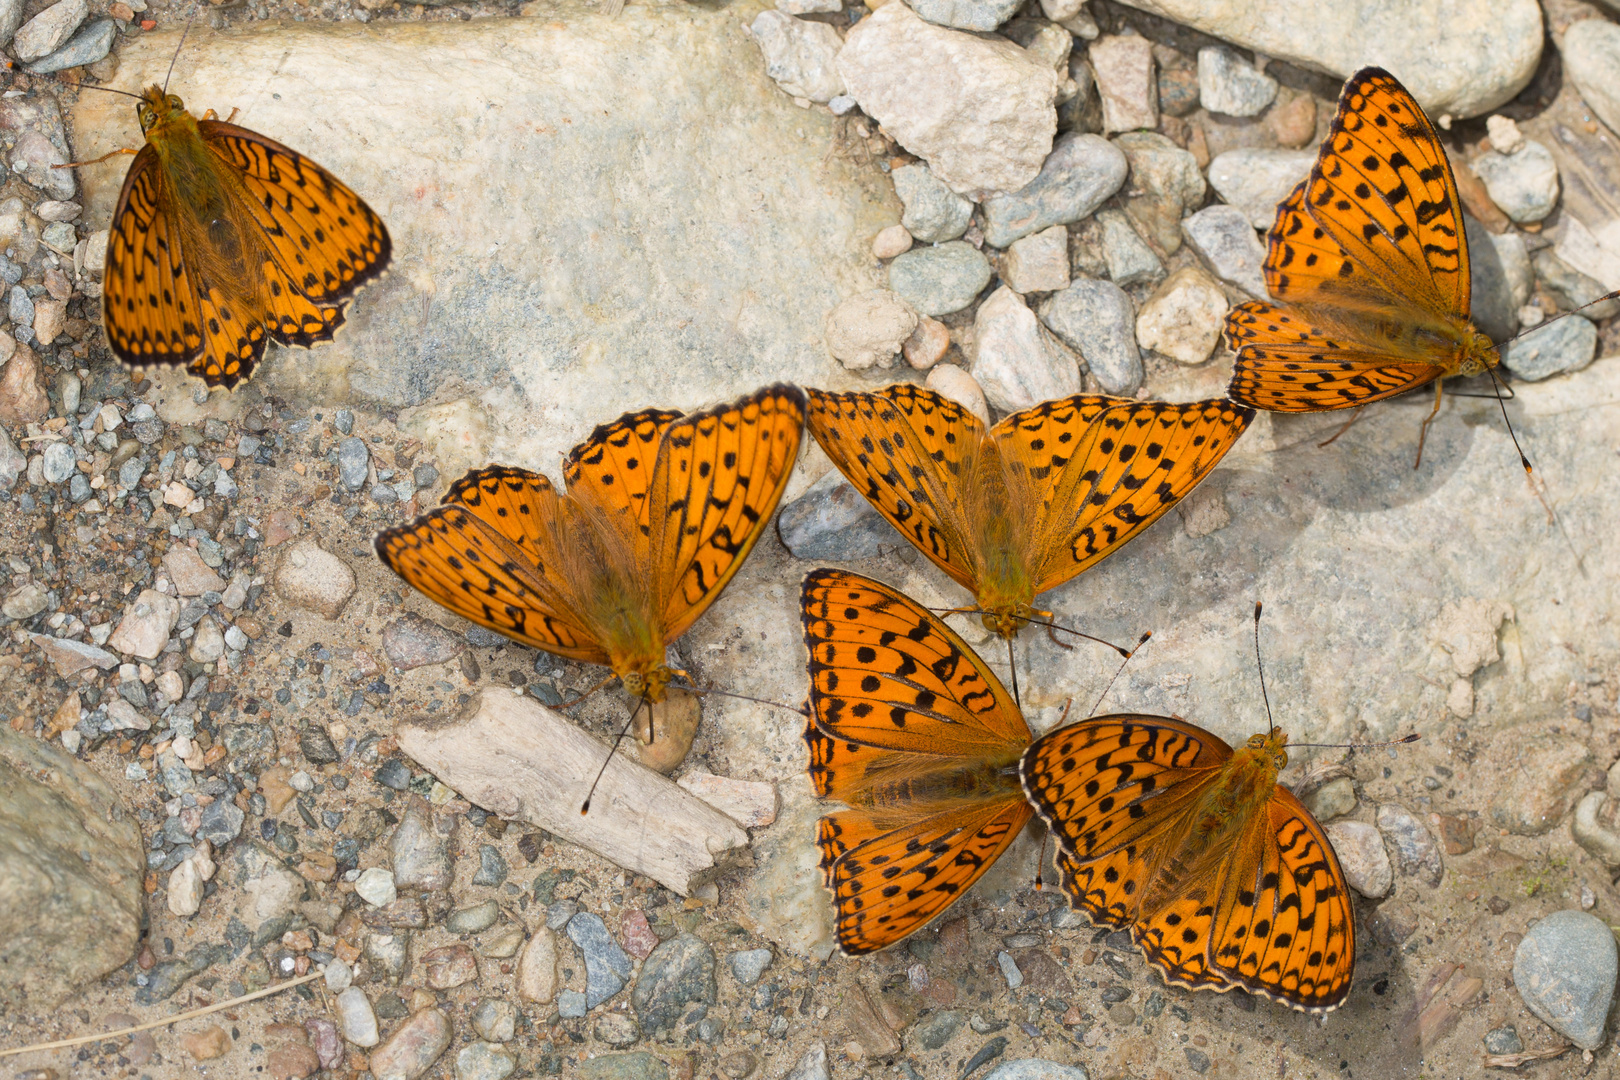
(871, 224, 912, 260)
(728, 948, 773, 985)
(355, 867, 397, 906)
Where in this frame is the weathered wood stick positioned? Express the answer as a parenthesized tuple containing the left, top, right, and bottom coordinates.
(396, 689, 749, 896)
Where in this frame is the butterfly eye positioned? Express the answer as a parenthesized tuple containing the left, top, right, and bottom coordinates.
(168, 96, 183, 110)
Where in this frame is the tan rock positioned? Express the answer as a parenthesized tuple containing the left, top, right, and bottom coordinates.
(275, 540, 356, 619)
(518, 926, 558, 1003)
(179, 1025, 232, 1061)
(0, 343, 47, 426)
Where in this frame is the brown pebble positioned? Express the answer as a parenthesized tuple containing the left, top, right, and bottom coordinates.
(179, 1025, 232, 1061)
(1267, 91, 1317, 149)
(369, 1008, 453, 1080)
(260, 767, 296, 814)
(422, 944, 478, 989)
(109, 1, 134, 18)
(1081, 948, 1097, 965)
(903, 316, 950, 370)
(1428, 812, 1476, 855)
(264, 1022, 308, 1043)
(1192, 1034, 1207, 1047)
(265, 1043, 320, 1080)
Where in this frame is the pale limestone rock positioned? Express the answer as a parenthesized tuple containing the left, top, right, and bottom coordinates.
(1207, 148, 1315, 229)
(1003, 225, 1070, 294)
(1324, 821, 1392, 898)
(838, 3, 1058, 196)
(926, 363, 990, 424)
(107, 589, 178, 660)
(824, 289, 918, 370)
(677, 770, 779, 828)
(749, 10, 846, 103)
(1088, 34, 1156, 133)
(274, 540, 356, 620)
(1135, 266, 1227, 365)
(1111, 0, 1541, 119)
(971, 286, 1080, 413)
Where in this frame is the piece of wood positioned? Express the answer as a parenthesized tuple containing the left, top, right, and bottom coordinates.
(396, 689, 748, 896)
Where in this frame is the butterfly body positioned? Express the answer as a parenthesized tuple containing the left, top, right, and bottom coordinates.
(1226, 68, 1501, 421)
(802, 568, 1034, 954)
(377, 387, 807, 708)
(105, 86, 392, 388)
(1021, 717, 1352, 1012)
(806, 388, 1252, 639)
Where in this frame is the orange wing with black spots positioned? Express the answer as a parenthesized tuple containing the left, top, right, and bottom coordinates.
(1225, 67, 1499, 416)
(1021, 715, 1355, 1012)
(801, 568, 1032, 954)
(374, 466, 607, 663)
(996, 398, 1254, 592)
(101, 87, 391, 389)
(376, 389, 805, 702)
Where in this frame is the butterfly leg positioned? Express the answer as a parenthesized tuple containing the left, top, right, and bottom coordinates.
(1315, 407, 1366, 450)
(1413, 381, 1445, 470)
(200, 108, 241, 123)
(53, 147, 137, 169)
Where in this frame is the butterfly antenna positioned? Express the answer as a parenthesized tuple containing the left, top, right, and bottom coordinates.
(580, 697, 645, 815)
(670, 679, 808, 718)
(1088, 631, 1151, 715)
(3, 60, 144, 98)
(163, 17, 195, 95)
(931, 607, 1140, 658)
(1253, 601, 1275, 733)
(1290, 733, 1421, 751)
(1478, 363, 1589, 578)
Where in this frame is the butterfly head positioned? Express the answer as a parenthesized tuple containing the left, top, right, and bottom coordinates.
(1455, 327, 1499, 379)
(1244, 727, 1290, 770)
(136, 86, 189, 135)
(621, 664, 673, 704)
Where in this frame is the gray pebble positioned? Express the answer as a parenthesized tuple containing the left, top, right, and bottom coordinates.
(413, 462, 440, 492)
(1039, 278, 1143, 395)
(828, 94, 858, 115)
(197, 799, 244, 846)
(473, 844, 509, 886)
(41, 220, 75, 254)
(334, 408, 354, 435)
(1375, 803, 1443, 887)
(1483, 1026, 1522, 1054)
(472, 999, 517, 1042)
(982, 133, 1128, 249)
(903, 0, 1019, 31)
(775, 469, 900, 561)
(118, 455, 146, 490)
(728, 948, 773, 986)
(454, 1041, 516, 1080)
(337, 436, 369, 491)
(389, 801, 452, 891)
(1514, 909, 1617, 1049)
(1197, 45, 1277, 118)
(445, 899, 501, 934)
(566, 912, 633, 1007)
(1472, 139, 1559, 224)
(1096, 208, 1162, 287)
(373, 758, 410, 790)
(910, 1010, 963, 1051)
(557, 989, 587, 1019)
(887, 240, 992, 317)
(892, 162, 973, 243)
(1502, 315, 1597, 382)
(67, 472, 90, 502)
(41, 441, 75, 483)
(1181, 203, 1267, 297)
(631, 933, 717, 1031)
(983, 1063, 1089, 1080)
(7, 284, 31, 325)
(1534, 249, 1620, 321)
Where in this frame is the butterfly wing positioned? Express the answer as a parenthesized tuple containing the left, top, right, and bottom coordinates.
(650, 385, 807, 640)
(805, 386, 982, 593)
(802, 570, 1033, 954)
(1020, 715, 1231, 927)
(563, 407, 686, 538)
(374, 466, 609, 664)
(1226, 300, 1441, 411)
(103, 145, 217, 376)
(1202, 786, 1355, 1011)
(802, 567, 1029, 755)
(996, 398, 1253, 593)
(202, 120, 392, 349)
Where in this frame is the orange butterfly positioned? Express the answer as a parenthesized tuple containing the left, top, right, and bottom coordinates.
(1225, 67, 1497, 452)
(100, 85, 391, 387)
(377, 385, 807, 704)
(802, 567, 1033, 955)
(1020, 716, 1354, 1012)
(806, 387, 1252, 638)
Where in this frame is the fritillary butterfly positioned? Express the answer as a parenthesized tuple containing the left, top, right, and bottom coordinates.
(806, 387, 1252, 638)
(1225, 68, 1497, 447)
(101, 85, 391, 388)
(1020, 716, 1355, 1012)
(377, 385, 807, 704)
(802, 567, 1033, 954)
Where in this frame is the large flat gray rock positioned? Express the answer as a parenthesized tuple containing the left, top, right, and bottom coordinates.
(71, 10, 894, 474)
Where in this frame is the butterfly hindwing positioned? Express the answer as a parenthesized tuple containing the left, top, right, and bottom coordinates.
(103, 146, 209, 372)
(652, 384, 807, 638)
(1227, 301, 1441, 410)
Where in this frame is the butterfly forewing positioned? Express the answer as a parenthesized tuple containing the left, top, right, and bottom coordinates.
(801, 568, 1033, 954)
(1014, 399, 1254, 591)
(802, 568, 1028, 755)
(563, 407, 684, 534)
(104, 148, 207, 370)
(1303, 70, 1469, 316)
(374, 467, 606, 663)
(652, 385, 807, 638)
(805, 387, 981, 591)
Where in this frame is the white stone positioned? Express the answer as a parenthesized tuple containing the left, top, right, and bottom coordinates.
(1207, 148, 1316, 229)
(838, 3, 1058, 196)
(750, 11, 845, 104)
(104, 698, 149, 732)
(1088, 34, 1156, 134)
(336, 987, 380, 1048)
(1112, 0, 1541, 119)
(1470, 140, 1559, 224)
(12, 0, 86, 63)
(824, 289, 918, 370)
(1135, 266, 1228, 365)
(1197, 45, 1277, 118)
(324, 959, 353, 993)
(1324, 821, 1392, 898)
(1485, 114, 1524, 156)
(1003, 226, 1070, 294)
(925, 364, 990, 425)
(678, 770, 779, 828)
(162, 545, 226, 597)
(1565, 19, 1620, 140)
(777, 0, 840, 12)
(167, 855, 206, 916)
(871, 224, 912, 260)
(106, 588, 178, 660)
(1037, 0, 1082, 19)
(970, 286, 1080, 413)
(275, 540, 357, 620)
(188, 617, 225, 664)
(355, 867, 398, 907)
(155, 670, 185, 704)
(518, 926, 559, 1004)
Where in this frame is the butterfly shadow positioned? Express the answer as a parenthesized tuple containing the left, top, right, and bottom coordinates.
(1267, 398, 1474, 515)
